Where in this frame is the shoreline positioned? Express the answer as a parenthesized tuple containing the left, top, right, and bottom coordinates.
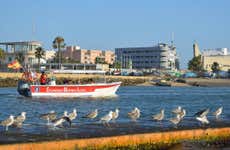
(0, 127, 229, 150)
(0, 72, 230, 87)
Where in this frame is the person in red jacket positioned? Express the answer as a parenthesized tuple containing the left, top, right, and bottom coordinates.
(40, 71, 47, 85)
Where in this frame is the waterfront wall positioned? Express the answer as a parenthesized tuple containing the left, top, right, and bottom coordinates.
(0, 127, 229, 150)
(1, 72, 230, 87)
(0, 73, 153, 87)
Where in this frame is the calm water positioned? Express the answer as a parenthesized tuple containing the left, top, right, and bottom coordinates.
(0, 86, 230, 142)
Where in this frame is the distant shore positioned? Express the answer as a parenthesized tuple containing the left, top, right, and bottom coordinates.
(0, 72, 230, 87)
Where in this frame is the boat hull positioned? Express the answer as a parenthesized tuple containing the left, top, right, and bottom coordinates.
(17, 81, 121, 97)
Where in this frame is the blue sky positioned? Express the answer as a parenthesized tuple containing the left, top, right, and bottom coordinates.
(0, 0, 229, 68)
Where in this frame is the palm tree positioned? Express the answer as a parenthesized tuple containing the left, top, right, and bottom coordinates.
(211, 62, 220, 73)
(52, 36, 66, 69)
(35, 47, 45, 71)
(15, 51, 25, 65)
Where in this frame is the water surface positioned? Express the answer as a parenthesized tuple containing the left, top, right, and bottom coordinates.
(0, 86, 229, 143)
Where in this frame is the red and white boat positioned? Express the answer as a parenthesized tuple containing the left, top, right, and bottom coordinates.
(17, 80, 121, 97)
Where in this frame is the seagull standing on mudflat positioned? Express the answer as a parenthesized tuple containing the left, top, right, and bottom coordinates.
(0, 115, 14, 131)
(68, 108, 77, 121)
(62, 111, 68, 117)
(178, 109, 186, 119)
(112, 108, 119, 121)
(172, 106, 182, 114)
(83, 109, 98, 119)
(128, 107, 140, 121)
(169, 114, 181, 127)
(13, 112, 26, 127)
(40, 111, 57, 125)
(213, 107, 223, 119)
(152, 109, 164, 121)
(100, 111, 113, 126)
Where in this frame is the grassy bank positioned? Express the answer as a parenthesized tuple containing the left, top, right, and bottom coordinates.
(0, 72, 154, 87)
(0, 127, 229, 150)
(1, 72, 230, 87)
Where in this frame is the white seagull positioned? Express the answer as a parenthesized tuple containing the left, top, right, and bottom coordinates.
(169, 114, 181, 126)
(195, 108, 210, 125)
(196, 115, 209, 125)
(172, 106, 182, 114)
(0, 115, 14, 131)
(13, 112, 26, 127)
(62, 111, 68, 117)
(112, 108, 119, 121)
(83, 109, 98, 119)
(100, 111, 113, 126)
(40, 110, 57, 125)
(178, 109, 186, 119)
(152, 109, 164, 121)
(128, 107, 140, 121)
(68, 109, 77, 121)
(213, 107, 223, 119)
(51, 116, 72, 127)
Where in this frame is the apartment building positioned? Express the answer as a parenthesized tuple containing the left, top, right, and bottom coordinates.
(193, 43, 230, 71)
(115, 43, 178, 70)
(63, 46, 115, 64)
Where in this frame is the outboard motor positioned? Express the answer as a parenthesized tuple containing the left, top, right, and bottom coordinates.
(17, 80, 31, 97)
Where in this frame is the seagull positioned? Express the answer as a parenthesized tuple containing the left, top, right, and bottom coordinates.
(194, 108, 209, 118)
(128, 107, 140, 121)
(0, 115, 14, 131)
(51, 116, 72, 127)
(62, 111, 68, 117)
(112, 108, 119, 121)
(213, 107, 223, 119)
(40, 110, 57, 125)
(152, 109, 164, 121)
(13, 112, 26, 127)
(172, 106, 182, 114)
(178, 109, 186, 119)
(100, 111, 113, 126)
(83, 109, 98, 119)
(196, 115, 209, 125)
(68, 108, 77, 121)
(195, 108, 210, 125)
(169, 114, 181, 126)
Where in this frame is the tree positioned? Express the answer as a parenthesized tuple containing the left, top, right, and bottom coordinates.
(35, 46, 45, 71)
(52, 36, 66, 69)
(114, 61, 121, 70)
(211, 62, 220, 73)
(0, 48, 5, 64)
(15, 51, 25, 65)
(95, 57, 106, 64)
(188, 55, 203, 72)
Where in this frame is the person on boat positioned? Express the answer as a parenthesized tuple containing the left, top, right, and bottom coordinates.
(40, 71, 47, 85)
(49, 71, 56, 85)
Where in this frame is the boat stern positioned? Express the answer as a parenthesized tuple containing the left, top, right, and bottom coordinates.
(17, 80, 31, 97)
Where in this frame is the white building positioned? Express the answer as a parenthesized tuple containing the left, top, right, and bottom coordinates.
(115, 43, 179, 70)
